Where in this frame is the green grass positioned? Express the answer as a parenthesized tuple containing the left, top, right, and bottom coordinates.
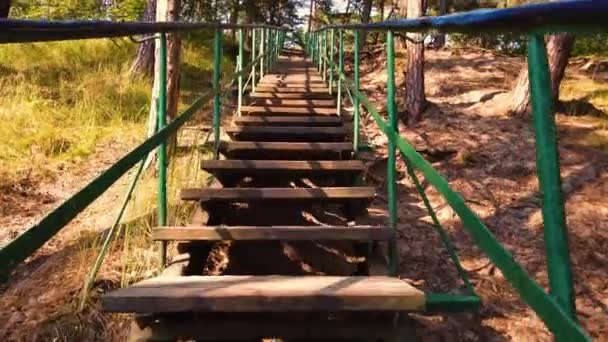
(0, 36, 232, 186)
(561, 78, 608, 114)
(0, 39, 150, 184)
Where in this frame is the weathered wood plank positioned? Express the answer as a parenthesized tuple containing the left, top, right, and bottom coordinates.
(200, 160, 363, 171)
(248, 98, 336, 107)
(153, 225, 393, 241)
(251, 92, 333, 100)
(125, 315, 414, 341)
(180, 187, 376, 202)
(241, 106, 336, 115)
(102, 275, 425, 313)
(234, 115, 341, 126)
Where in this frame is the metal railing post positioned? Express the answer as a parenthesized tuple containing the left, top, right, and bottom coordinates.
(237, 28, 243, 116)
(252, 28, 256, 93)
(528, 33, 576, 325)
(157, 32, 168, 269)
(323, 29, 328, 81)
(354, 30, 360, 154)
(329, 29, 334, 95)
(212, 27, 222, 159)
(319, 31, 323, 73)
(337, 29, 343, 116)
(260, 28, 265, 79)
(274, 29, 279, 64)
(386, 30, 398, 277)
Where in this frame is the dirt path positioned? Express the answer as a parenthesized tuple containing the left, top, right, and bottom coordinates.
(0, 134, 142, 341)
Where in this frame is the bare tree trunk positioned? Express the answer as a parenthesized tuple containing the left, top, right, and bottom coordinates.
(166, 0, 181, 123)
(148, 0, 181, 144)
(374, 0, 386, 44)
(307, 0, 315, 33)
(403, 0, 426, 124)
(510, 33, 575, 117)
(0, 0, 10, 18)
(229, 0, 239, 40)
(434, 0, 448, 48)
(130, 0, 157, 76)
(359, 0, 373, 49)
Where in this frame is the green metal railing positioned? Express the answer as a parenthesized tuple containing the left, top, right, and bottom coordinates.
(0, 22, 287, 284)
(303, 1, 605, 340)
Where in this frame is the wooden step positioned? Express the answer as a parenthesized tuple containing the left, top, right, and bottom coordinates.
(252, 92, 334, 100)
(102, 275, 425, 313)
(153, 225, 393, 241)
(255, 87, 328, 93)
(241, 106, 336, 116)
(257, 81, 327, 87)
(226, 126, 346, 142)
(180, 187, 375, 204)
(262, 76, 323, 81)
(218, 141, 353, 160)
(201, 160, 363, 172)
(234, 115, 341, 126)
(121, 315, 414, 341)
(200, 160, 363, 184)
(248, 98, 336, 107)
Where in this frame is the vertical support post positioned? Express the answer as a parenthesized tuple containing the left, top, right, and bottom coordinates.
(252, 28, 256, 94)
(318, 31, 323, 73)
(386, 30, 398, 277)
(260, 27, 265, 79)
(212, 27, 222, 160)
(157, 32, 168, 269)
(323, 29, 328, 81)
(329, 29, 334, 95)
(265, 28, 271, 72)
(237, 28, 244, 116)
(528, 33, 576, 323)
(353, 30, 360, 155)
(275, 29, 279, 65)
(337, 29, 343, 116)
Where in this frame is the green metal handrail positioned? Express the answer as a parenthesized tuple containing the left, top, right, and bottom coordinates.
(302, 2, 600, 338)
(0, 23, 286, 281)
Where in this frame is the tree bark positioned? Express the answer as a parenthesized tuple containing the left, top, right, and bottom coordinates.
(0, 0, 10, 18)
(130, 0, 157, 76)
(307, 0, 315, 33)
(403, 0, 426, 124)
(510, 33, 575, 117)
(434, 0, 448, 48)
(229, 0, 239, 40)
(147, 0, 181, 143)
(359, 0, 373, 49)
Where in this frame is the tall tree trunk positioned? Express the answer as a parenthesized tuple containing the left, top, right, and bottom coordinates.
(510, 33, 575, 116)
(0, 0, 10, 18)
(130, 0, 157, 76)
(434, 0, 448, 48)
(402, 0, 427, 124)
(359, 0, 373, 49)
(229, 0, 239, 40)
(147, 0, 181, 144)
(307, 0, 315, 33)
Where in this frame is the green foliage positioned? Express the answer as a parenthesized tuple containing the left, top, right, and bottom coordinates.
(10, 0, 146, 20)
(573, 34, 608, 56)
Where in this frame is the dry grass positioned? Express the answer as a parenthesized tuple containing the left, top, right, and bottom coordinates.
(0, 36, 228, 340)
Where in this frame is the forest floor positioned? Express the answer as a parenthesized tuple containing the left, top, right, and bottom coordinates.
(1, 48, 607, 341)
(358, 47, 608, 341)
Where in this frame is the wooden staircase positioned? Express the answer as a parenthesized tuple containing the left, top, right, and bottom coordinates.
(102, 48, 424, 341)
